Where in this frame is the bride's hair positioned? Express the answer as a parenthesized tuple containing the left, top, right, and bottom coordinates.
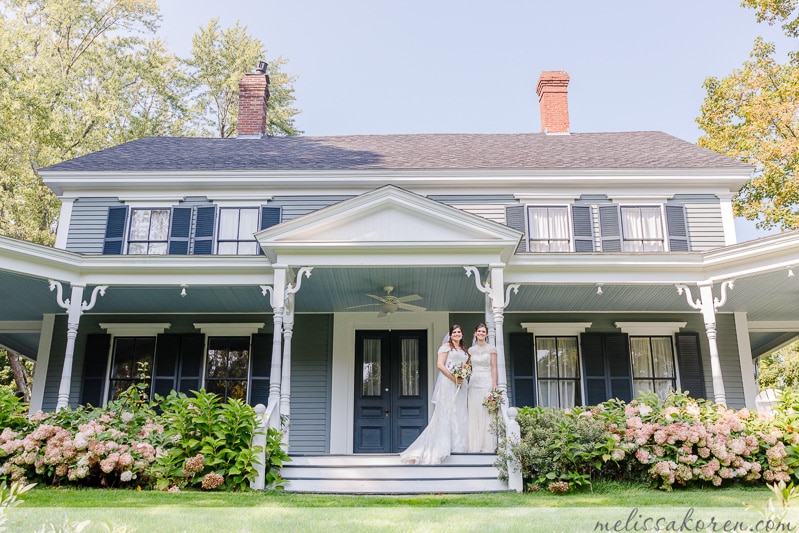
(447, 324, 470, 355)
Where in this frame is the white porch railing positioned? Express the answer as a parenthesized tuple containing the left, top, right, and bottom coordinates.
(499, 402, 523, 492)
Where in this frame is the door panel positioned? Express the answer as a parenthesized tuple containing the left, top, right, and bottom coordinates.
(353, 330, 428, 453)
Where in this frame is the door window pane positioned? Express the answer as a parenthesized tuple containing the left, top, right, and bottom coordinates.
(400, 338, 420, 396)
(362, 338, 381, 396)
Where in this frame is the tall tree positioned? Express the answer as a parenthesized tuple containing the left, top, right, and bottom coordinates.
(185, 19, 301, 138)
(757, 341, 799, 391)
(697, 2, 799, 230)
(0, 0, 196, 244)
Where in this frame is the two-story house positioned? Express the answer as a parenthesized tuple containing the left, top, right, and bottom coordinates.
(1, 69, 798, 468)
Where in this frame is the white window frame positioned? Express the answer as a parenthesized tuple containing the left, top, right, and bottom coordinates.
(619, 205, 668, 252)
(615, 322, 686, 397)
(216, 207, 261, 255)
(126, 207, 171, 255)
(193, 323, 264, 403)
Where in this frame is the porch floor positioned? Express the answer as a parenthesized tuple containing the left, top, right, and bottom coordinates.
(280, 453, 509, 494)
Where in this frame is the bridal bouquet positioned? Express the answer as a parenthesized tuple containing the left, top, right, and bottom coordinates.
(482, 389, 505, 413)
(449, 361, 472, 392)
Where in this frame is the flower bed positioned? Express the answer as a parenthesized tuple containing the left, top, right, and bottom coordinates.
(498, 390, 799, 492)
(0, 386, 287, 491)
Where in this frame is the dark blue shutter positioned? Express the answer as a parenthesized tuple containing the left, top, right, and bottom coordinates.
(153, 334, 179, 398)
(676, 333, 706, 399)
(581, 333, 607, 405)
(606, 333, 632, 402)
(80, 334, 111, 406)
(102, 206, 129, 255)
(168, 207, 192, 255)
(192, 206, 217, 255)
(505, 205, 527, 253)
(581, 333, 632, 405)
(250, 333, 273, 406)
(571, 205, 595, 252)
(599, 205, 622, 252)
(259, 206, 282, 230)
(666, 204, 690, 251)
(509, 332, 535, 407)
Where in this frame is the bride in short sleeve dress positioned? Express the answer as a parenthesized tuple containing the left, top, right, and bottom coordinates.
(399, 328, 469, 464)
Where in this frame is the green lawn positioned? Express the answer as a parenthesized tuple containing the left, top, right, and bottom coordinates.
(6, 482, 798, 532)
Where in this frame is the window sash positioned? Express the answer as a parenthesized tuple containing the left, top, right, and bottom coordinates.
(217, 208, 259, 255)
(205, 336, 250, 402)
(128, 209, 169, 255)
(535, 336, 580, 408)
(528, 207, 570, 252)
(621, 207, 664, 252)
(630, 336, 676, 399)
(109, 337, 155, 401)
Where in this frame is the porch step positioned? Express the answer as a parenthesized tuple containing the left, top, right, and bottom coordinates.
(281, 453, 509, 494)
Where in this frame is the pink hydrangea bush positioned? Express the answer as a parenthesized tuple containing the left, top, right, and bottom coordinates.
(595, 391, 791, 490)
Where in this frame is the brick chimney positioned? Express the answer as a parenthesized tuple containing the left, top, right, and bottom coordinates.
(237, 61, 270, 138)
(536, 71, 570, 134)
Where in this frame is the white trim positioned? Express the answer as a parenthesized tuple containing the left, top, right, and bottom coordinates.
(329, 311, 450, 454)
(719, 194, 738, 245)
(54, 198, 74, 250)
(193, 323, 265, 337)
(614, 322, 687, 336)
(99, 323, 171, 337)
(734, 312, 758, 410)
(520, 322, 592, 336)
(747, 321, 799, 332)
(29, 314, 54, 414)
(0, 321, 43, 333)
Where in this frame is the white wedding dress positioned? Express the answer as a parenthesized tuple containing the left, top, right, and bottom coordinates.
(467, 342, 497, 453)
(399, 346, 469, 464)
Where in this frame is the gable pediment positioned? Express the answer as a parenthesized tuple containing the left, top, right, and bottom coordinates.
(255, 186, 521, 264)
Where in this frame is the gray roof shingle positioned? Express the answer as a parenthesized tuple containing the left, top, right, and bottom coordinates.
(40, 131, 750, 172)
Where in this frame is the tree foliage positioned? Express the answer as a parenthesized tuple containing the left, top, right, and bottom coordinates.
(757, 341, 799, 391)
(0, 1, 300, 245)
(185, 18, 300, 137)
(696, 1, 799, 230)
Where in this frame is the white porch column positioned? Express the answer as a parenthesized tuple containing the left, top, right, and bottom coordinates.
(261, 266, 286, 427)
(677, 281, 734, 406)
(489, 266, 508, 391)
(279, 293, 295, 440)
(734, 311, 758, 410)
(484, 292, 496, 346)
(49, 281, 107, 411)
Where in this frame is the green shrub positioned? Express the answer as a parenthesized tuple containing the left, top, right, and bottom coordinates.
(0, 388, 27, 432)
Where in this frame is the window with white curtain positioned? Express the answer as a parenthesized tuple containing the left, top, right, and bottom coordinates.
(630, 336, 676, 399)
(528, 206, 570, 252)
(128, 209, 169, 254)
(217, 208, 260, 254)
(620, 207, 664, 251)
(536, 336, 580, 408)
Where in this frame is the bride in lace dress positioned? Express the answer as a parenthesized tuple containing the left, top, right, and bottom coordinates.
(468, 323, 498, 453)
(399, 324, 470, 464)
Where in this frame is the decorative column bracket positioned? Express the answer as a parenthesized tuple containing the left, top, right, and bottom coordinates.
(286, 267, 313, 298)
(48, 280, 107, 410)
(463, 266, 519, 309)
(675, 280, 734, 406)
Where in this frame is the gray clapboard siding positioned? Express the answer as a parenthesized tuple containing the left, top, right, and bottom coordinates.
(268, 196, 353, 221)
(430, 195, 515, 224)
(671, 195, 725, 251)
(65, 198, 124, 254)
(289, 314, 333, 454)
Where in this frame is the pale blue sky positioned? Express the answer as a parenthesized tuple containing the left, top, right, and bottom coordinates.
(156, 0, 793, 240)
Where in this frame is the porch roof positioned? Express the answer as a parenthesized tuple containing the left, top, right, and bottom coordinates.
(1, 229, 799, 360)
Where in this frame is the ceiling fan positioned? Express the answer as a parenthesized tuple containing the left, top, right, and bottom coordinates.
(348, 286, 427, 317)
